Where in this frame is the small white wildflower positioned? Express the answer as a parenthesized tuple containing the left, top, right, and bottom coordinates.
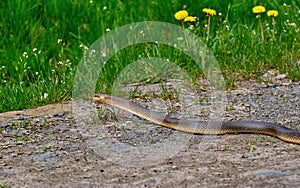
(140, 30, 144, 34)
(1, 66, 5, 69)
(166, 59, 169, 62)
(52, 69, 55, 72)
(91, 49, 96, 54)
(252, 30, 256, 35)
(89, 0, 93, 3)
(57, 38, 62, 44)
(35, 72, 39, 75)
(103, 6, 107, 10)
(173, 44, 177, 48)
(204, 24, 208, 28)
(38, 50, 41, 54)
(218, 12, 222, 16)
(188, 25, 194, 30)
(155, 41, 159, 44)
(138, 55, 142, 58)
(58, 61, 63, 65)
(283, 3, 286, 6)
(23, 52, 28, 58)
(66, 59, 71, 63)
(3, 80, 6, 83)
(43, 93, 48, 99)
(106, 28, 110, 32)
(226, 25, 230, 30)
(33, 48, 37, 52)
(283, 29, 286, 33)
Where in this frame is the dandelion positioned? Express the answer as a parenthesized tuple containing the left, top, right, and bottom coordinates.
(184, 16, 195, 22)
(174, 10, 189, 28)
(252, 6, 266, 14)
(203, 8, 216, 43)
(203, 8, 216, 16)
(267, 10, 278, 17)
(267, 10, 279, 40)
(252, 5, 266, 41)
(174, 10, 188, 20)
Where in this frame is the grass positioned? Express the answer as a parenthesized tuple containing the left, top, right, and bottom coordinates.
(0, 0, 299, 113)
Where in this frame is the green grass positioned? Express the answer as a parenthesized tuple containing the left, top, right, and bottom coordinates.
(0, 0, 299, 113)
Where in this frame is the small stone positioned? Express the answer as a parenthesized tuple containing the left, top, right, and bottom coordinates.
(171, 165, 178, 170)
(275, 74, 286, 80)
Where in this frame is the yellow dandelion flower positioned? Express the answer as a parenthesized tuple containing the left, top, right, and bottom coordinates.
(203, 8, 216, 16)
(252, 6, 266, 14)
(174, 10, 188, 20)
(267, 10, 279, 17)
(184, 16, 196, 22)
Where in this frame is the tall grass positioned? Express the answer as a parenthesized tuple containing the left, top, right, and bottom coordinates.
(0, 0, 299, 112)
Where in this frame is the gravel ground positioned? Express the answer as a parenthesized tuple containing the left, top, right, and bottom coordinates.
(1, 72, 300, 187)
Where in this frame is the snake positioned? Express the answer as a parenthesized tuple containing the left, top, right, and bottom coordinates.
(93, 94, 300, 144)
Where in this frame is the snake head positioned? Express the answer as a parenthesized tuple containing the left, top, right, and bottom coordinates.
(93, 94, 112, 103)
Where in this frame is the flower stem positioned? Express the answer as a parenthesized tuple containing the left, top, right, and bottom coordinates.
(272, 17, 276, 40)
(258, 15, 264, 41)
(206, 15, 211, 43)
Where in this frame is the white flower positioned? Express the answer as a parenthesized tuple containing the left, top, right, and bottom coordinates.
(43, 93, 48, 99)
(23, 52, 28, 58)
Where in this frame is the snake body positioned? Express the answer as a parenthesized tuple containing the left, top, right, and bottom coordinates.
(93, 94, 300, 144)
